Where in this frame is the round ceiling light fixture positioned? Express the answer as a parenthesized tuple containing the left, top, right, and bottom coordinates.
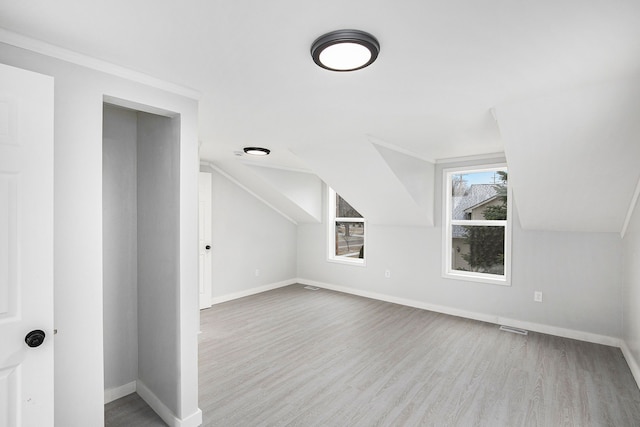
(311, 29, 380, 72)
(243, 147, 271, 156)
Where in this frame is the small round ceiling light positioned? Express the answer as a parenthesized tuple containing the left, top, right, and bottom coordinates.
(243, 147, 271, 156)
(311, 29, 380, 72)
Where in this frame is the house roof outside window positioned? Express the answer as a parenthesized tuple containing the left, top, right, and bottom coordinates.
(452, 184, 499, 238)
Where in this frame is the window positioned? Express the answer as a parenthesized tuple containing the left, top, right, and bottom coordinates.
(328, 187, 365, 265)
(443, 165, 511, 285)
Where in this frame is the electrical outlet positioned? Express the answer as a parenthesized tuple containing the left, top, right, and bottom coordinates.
(534, 291, 543, 302)
(255, 269, 260, 277)
(385, 269, 391, 279)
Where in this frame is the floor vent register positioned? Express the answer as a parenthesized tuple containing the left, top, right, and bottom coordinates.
(499, 325, 528, 335)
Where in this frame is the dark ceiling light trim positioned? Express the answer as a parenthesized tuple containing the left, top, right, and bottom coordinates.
(243, 147, 271, 156)
(311, 29, 380, 72)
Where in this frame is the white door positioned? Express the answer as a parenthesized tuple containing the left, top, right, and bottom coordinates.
(198, 172, 212, 309)
(0, 64, 54, 427)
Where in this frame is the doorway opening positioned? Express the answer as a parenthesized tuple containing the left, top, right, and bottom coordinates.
(102, 102, 181, 419)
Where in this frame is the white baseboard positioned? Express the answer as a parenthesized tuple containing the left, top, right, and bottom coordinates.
(104, 381, 136, 404)
(178, 408, 203, 427)
(620, 341, 640, 389)
(209, 278, 296, 305)
(295, 278, 622, 348)
(136, 380, 179, 427)
(136, 380, 203, 427)
(105, 380, 202, 426)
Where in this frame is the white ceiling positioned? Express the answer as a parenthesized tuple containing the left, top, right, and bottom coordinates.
(1, 0, 639, 229)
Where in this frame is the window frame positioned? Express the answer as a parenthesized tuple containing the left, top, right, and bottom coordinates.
(327, 187, 366, 266)
(442, 163, 512, 285)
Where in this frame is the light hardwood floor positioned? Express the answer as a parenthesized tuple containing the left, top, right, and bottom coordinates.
(106, 284, 640, 426)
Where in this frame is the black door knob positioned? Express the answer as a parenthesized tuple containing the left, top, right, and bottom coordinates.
(205, 245, 211, 250)
(25, 330, 46, 348)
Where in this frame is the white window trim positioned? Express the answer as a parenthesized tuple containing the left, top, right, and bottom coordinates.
(327, 187, 366, 266)
(442, 163, 512, 286)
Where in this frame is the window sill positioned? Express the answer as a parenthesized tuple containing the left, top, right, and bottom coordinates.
(327, 256, 366, 267)
(443, 270, 510, 286)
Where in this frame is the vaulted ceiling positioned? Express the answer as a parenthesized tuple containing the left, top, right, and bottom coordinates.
(1, 0, 639, 230)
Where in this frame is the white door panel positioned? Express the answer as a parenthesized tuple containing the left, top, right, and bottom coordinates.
(198, 172, 212, 309)
(0, 63, 54, 427)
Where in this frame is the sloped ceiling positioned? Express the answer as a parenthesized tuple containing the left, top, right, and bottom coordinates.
(496, 76, 640, 232)
(371, 142, 433, 211)
(243, 164, 323, 223)
(1, 0, 640, 230)
(291, 137, 435, 226)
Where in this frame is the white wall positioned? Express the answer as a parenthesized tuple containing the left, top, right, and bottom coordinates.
(200, 165, 297, 299)
(0, 43, 201, 426)
(137, 112, 181, 412)
(298, 160, 624, 340)
(623, 185, 640, 381)
(102, 105, 138, 391)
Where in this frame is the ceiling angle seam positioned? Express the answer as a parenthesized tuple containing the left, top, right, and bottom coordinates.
(366, 135, 434, 163)
(0, 28, 202, 100)
(435, 152, 506, 164)
(238, 159, 315, 175)
(621, 172, 640, 239)
(200, 161, 298, 225)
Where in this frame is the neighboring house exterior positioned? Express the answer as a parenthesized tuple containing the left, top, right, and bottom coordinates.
(451, 184, 503, 271)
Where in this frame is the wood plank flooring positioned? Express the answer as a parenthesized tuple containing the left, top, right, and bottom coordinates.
(104, 392, 165, 426)
(106, 284, 640, 426)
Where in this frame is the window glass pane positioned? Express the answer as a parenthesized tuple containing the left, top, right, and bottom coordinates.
(335, 222, 364, 258)
(336, 194, 362, 218)
(451, 225, 504, 275)
(451, 169, 508, 221)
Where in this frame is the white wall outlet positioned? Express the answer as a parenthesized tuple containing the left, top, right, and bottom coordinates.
(534, 291, 543, 302)
(254, 269, 260, 277)
(385, 269, 391, 278)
